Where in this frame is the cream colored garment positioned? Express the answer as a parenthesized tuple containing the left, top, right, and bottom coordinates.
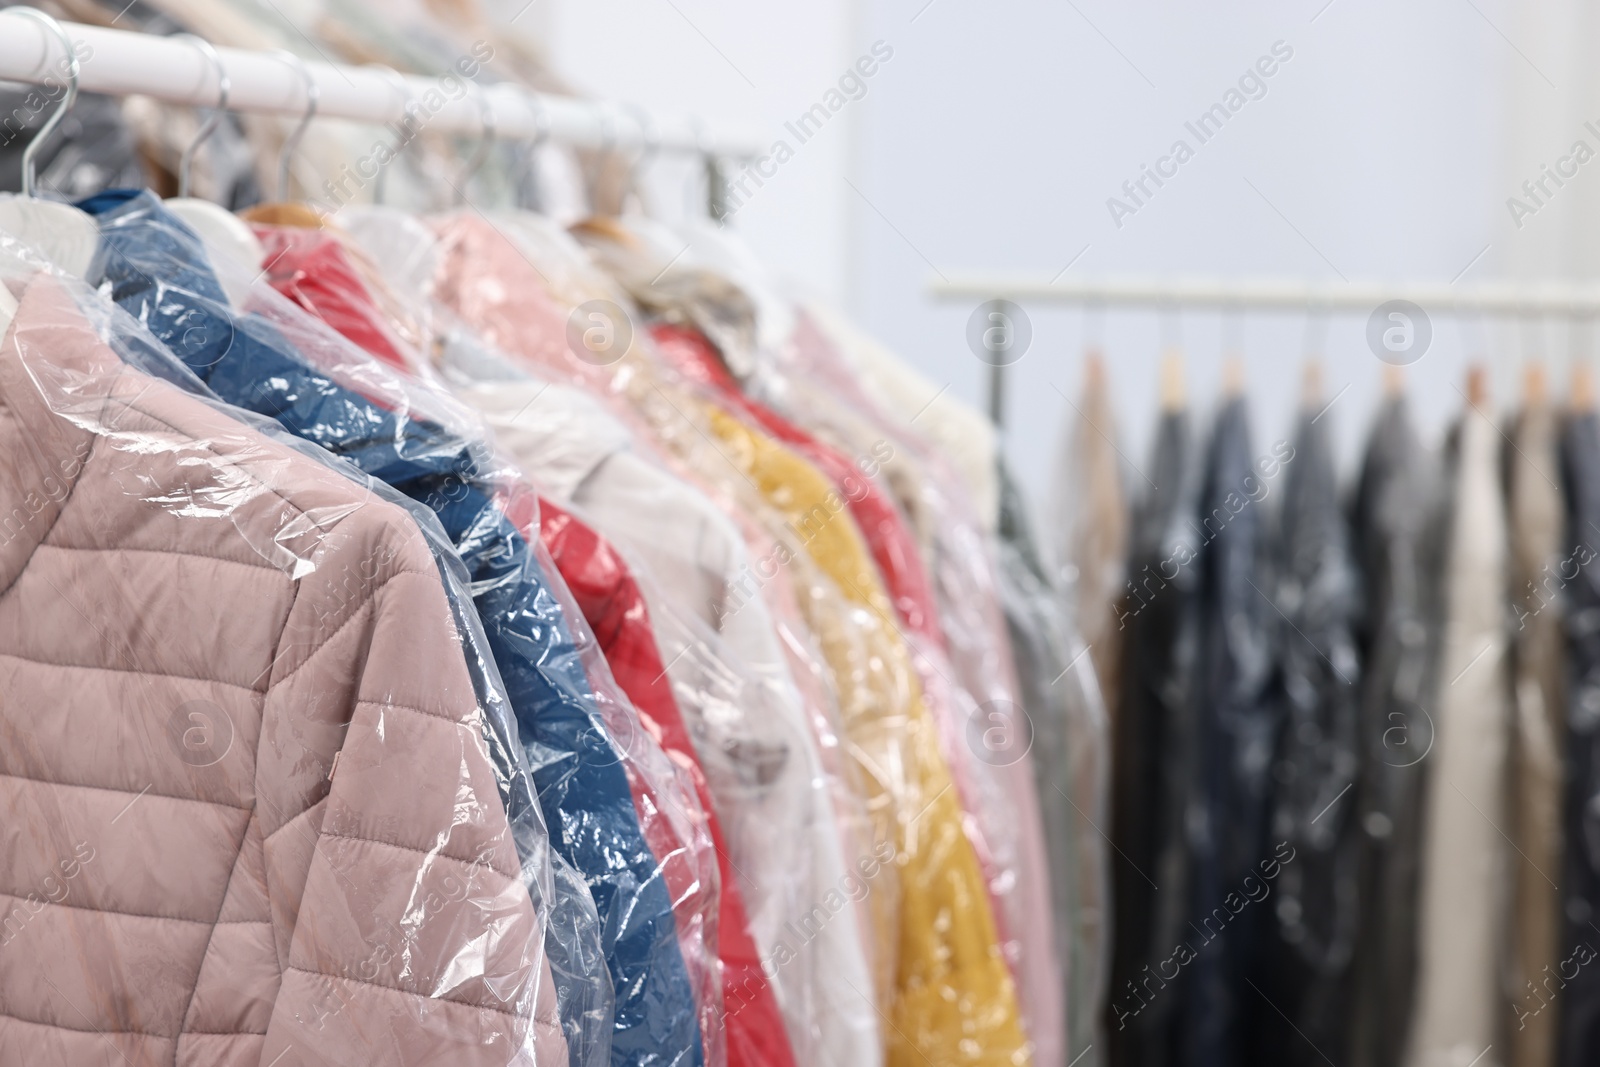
(1406, 406, 1513, 1067)
(1051, 356, 1128, 723)
(450, 371, 884, 1067)
(1506, 401, 1565, 1067)
(806, 302, 1000, 534)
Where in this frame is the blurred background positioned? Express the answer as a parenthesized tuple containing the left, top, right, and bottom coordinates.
(543, 0, 1596, 508)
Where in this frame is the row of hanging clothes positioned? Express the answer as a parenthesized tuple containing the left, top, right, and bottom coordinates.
(1055, 342, 1600, 1067)
(0, 6, 1114, 1067)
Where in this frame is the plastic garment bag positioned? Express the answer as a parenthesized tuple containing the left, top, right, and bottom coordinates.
(1559, 408, 1600, 1067)
(74, 189, 712, 1067)
(570, 210, 1046, 1066)
(1252, 402, 1362, 1067)
(1107, 406, 1199, 1067)
(419, 210, 887, 1067)
(440, 355, 879, 1067)
(1405, 407, 1511, 1067)
(688, 400, 1031, 1067)
(1346, 395, 1442, 1067)
(0, 267, 556, 1065)
(1180, 395, 1281, 1067)
(1504, 400, 1567, 1067)
(647, 322, 1060, 1056)
(766, 310, 1063, 1067)
(997, 462, 1112, 1067)
(536, 498, 798, 1067)
(245, 217, 798, 1067)
(434, 209, 1025, 1059)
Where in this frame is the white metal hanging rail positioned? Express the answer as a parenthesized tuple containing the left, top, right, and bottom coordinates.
(929, 274, 1600, 316)
(0, 13, 764, 159)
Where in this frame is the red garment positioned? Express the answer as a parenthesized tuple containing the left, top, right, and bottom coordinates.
(250, 224, 418, 373)
(650, 323, 943, 648)
(533, 495, 800, 1067)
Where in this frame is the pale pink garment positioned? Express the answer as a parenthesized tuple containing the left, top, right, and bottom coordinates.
(0, 275, 560, 1066)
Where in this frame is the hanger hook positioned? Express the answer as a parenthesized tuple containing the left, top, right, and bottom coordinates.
(10, 7, 81, 200)
(623, 102, 658, 210)
(689, 115, 726, 222)
(453, 80, 496, 205)
(514, 88, 551, 211)
(272, 50, 318, 202)
(176, 34, 230, 200)
(584, 106, 618, 212)
(369, 65, 415, 206)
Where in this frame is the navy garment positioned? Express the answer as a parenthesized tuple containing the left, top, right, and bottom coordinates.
(1108, 407, 1199, 1067)
(1179, 396, 1280, 1067)
(1251, 405, 1362, 1067)
(80, 189, 704, 1067)
(1560, 410, 1600, 1067)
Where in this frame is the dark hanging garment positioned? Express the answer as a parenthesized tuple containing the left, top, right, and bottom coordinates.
(1179, 395, 1280, 1067)
(1108, 405, 1200, 1067)
(1346, 395, 1445, 1067)
(998, 461, 1112, 1067)
(1250, 399, 1364, 1067)
(1558, 409, 1600, 1067)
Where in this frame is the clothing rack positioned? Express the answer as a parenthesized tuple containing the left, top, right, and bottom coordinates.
(0, 13, 764, 160)
(930, 272, 1600, 428)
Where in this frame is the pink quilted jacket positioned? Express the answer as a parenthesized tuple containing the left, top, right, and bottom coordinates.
(0, 276, 562, 1066)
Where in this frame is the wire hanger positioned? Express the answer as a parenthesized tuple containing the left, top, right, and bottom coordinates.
(452, 80, 496, 205)
(623, 102, 658, 215)
(0, 6, 96, 285)
(513, 87, 552, 213)
(371, 65, 417, 207)
(273, 49, 319, 202)
(176, 34, 229, 200)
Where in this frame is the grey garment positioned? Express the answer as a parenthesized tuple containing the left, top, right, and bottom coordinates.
(1347, 396, 1446, 1067)
(1505, 404, 1566, 1067)
(1558, 410, 1600, 1067)
(1251, 405, 1363, 1067)
(1180, 395, 1281, 1067)
(1107, 407, 1200, 1067)
(999, 462, 1112, 1067)
(1406, 407, 1513, 1067)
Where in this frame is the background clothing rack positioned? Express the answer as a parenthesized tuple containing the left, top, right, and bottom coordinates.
(930, 272, 1600, 429)
(0, 13, 764, 160)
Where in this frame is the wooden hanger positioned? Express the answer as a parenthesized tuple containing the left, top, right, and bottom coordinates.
(1466, 364, 1489, 408)
(1159, 348, 1185, 411)
(1573, 363, 1595, 412)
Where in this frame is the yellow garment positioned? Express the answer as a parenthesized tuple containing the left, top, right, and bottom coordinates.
(705, 405, 1031, 1067)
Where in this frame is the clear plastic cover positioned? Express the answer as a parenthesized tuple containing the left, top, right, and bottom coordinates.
(427, 211, 1033, 1066)
(0, 254, 561, 1064)
(69, 189, 734, 1067)
(347, 206, 884, 1067)
(774, 308, 1064, 1067)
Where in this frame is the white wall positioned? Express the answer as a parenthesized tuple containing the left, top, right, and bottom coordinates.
(544, 0, 1599, 519)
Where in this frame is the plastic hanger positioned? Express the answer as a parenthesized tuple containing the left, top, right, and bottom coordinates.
(164, 34, 266, 289)
(0, 7, 98, 287)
